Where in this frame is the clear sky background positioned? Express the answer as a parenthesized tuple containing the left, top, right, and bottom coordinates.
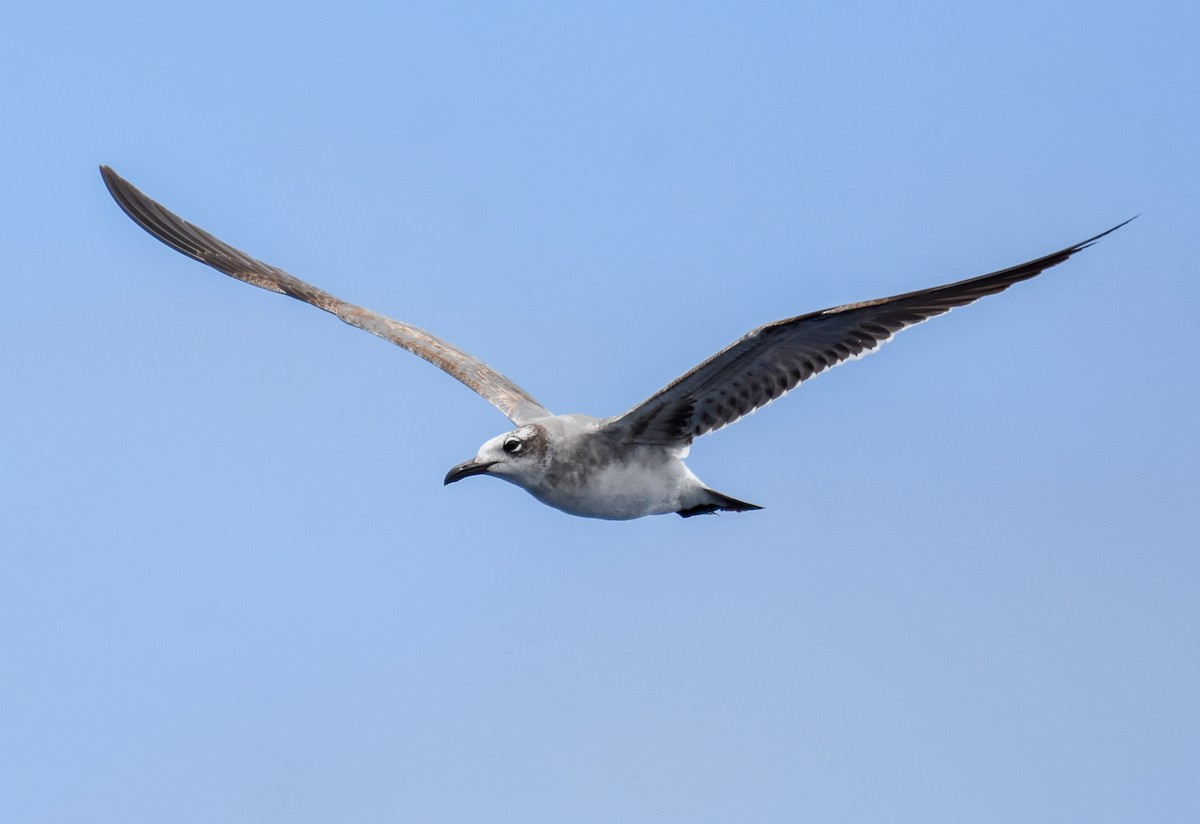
(2, 2, 1197, 822)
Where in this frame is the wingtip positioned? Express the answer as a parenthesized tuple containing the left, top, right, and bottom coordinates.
(99, 165, 125, 200)
(1100, 214, 1139, 237)
(1077, 215, 1138, 250)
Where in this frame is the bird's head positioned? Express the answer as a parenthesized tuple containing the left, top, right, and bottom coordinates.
(444, 424, 548, 489)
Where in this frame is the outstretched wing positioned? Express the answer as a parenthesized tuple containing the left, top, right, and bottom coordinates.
(101, 166, 551, 425)
(604, 220, 1132, 446)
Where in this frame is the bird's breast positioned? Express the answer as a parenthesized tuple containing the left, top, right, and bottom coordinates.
(528, 441, 701, 520)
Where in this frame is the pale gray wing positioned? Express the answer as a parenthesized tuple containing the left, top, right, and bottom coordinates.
(101, 166, 551, 425)
(604, 220, 1132, 446)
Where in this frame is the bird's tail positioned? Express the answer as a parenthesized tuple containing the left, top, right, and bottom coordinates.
(676, 489, 764, 518)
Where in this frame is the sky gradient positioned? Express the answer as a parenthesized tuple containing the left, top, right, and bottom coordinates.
(2, 2, 1197, 822)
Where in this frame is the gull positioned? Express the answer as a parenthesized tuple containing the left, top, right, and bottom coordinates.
(101, 166, 1129, 520)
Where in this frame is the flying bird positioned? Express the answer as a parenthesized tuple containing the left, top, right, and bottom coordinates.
(100, 166, 1128, 520)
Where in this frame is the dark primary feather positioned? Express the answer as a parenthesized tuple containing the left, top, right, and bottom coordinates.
(100, 166, 551, 426)
(605, 219, 1133, 446)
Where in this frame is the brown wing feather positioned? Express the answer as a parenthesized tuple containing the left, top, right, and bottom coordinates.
(101, 166, 551, 425)
(605, 220, 1132, 445)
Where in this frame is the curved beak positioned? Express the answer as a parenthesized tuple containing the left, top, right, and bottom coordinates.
(444, 459, 497, 486)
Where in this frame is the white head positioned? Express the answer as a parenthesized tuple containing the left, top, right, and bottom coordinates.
(443, 424, 548, 491)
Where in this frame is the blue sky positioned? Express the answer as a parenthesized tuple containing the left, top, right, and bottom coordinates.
(2, 2, 1197, 822)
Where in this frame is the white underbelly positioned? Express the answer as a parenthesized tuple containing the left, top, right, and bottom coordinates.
(529, 458, 702, 520)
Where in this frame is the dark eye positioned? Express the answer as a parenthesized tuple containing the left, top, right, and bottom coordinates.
(503, 437, 523, 454)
